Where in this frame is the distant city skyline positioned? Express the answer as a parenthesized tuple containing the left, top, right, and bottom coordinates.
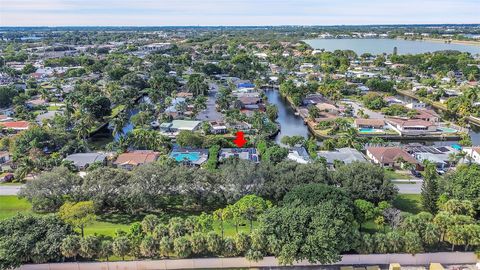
(1, 0, 479, 27)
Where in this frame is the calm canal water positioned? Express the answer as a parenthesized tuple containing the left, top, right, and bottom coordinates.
(265, 89, 480, 146)
(265, 89, 310, 144)
(304, 38, 480, 55)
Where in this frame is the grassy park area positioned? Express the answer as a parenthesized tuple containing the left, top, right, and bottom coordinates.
(0, 195, 252, 237)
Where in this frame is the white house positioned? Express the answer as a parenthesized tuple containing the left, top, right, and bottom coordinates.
(386, 118, 436, 135)
(406, 102, 426, 109)
(464, 147, 480, 164)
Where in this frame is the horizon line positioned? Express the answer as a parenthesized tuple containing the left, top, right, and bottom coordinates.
(1, 23, 480, 28)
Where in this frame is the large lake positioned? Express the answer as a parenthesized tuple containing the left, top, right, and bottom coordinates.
(304, 38, 480, 55)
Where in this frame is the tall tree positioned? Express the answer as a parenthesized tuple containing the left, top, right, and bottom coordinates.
(421, 162, 439, 214)
(58, 201, 97, 238)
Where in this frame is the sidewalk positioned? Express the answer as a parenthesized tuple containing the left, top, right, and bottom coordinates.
(16, 252, 477, 270)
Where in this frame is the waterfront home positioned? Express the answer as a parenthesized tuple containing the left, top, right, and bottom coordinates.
(287, 147, 312, 164)
(315, 103, 340, 115)
(406, 102, 426, 110)
(0, 115, 13, 122)
(0, 108, 14, 117)
(219, 148, 259, 163)
(464, 147, 480, 164)
(0, 121, 30, 132)
(160, 120, 201, 133)
(114, 150, 160, 170)
(317, 148, 367, 168)
(236, 81, 255, 89)
(170, 147, 208, 166)
(354, 119, 385, 129)
(164, 97, 187, 117)
(386, 118, 436, 135)
(366, 147, 419, 169)
(302, 94, 326, 106)
(238, 96, 262, 107)
(227, 121, 253, 133)
(405, 145, 458, 170)
(209, 121, 228, 134)
(65, 152, 108, 171)
(384, 97, 404, 106)
(413, 109, 440, 122)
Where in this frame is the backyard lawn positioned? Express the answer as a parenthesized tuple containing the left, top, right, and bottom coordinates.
(393, 194, 422, 214)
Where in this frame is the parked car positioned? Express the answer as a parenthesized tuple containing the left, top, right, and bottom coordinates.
(1, 173, 14, 182)
(410, 169, 422, 178)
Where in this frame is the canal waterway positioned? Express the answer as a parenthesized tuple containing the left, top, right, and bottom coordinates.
(266, 88, 480, 146)
(264, 89, 310, 144)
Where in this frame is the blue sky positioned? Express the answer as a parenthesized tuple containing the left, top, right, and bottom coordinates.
(1, 0, 479, 26)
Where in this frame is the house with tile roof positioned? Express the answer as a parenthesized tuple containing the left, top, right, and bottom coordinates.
(0, 121, 30, 132)
(113, 150, 160, 170)
(386, 118, 436, 135)
(354, 119, 385, 129)
(366, 146, 419, 169)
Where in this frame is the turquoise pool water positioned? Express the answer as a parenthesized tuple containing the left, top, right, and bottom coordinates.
(359, 128, 376, 133)
(438, 127, 457, 133)
(171, 152, 200, 162)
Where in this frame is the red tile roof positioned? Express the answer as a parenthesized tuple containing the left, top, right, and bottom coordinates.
(355, 118, 385, 126)
(367, 147, 418, 164)
(114, 151, 160, 166)
(387, 118, 435, 128)
(0, 121, 30, 130)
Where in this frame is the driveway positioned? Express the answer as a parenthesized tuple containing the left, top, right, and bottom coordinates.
(393, 180, 422, 194)
(0, 185, 23, 195)
(196, 82, 224, 121)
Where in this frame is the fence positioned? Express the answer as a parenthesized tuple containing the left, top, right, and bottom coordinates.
(17, 252, 478, 270)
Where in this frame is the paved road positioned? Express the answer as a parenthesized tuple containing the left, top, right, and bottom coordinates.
(342, 100, 385, 119)
(0, 185, 23, 195)
(196, 82, 224, 121)
(393, 180, 422, 194)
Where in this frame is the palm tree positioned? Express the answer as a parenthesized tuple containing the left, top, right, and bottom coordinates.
(110, 112, 128, 138)
(343, 128, 360, 149)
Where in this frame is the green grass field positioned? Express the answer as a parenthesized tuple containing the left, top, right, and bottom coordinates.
(393, 194, 423, 214)
(0, 196, 32, 219)
(384, 169, 411, 180)
(0, 195, 253, 237)
(0, 193, 422, 237)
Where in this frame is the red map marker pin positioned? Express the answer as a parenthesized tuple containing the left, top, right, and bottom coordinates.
(233, 131, 247, 148)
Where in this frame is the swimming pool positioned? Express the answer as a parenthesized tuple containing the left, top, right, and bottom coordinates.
(359, 128, 376, 133)
(438, 127, 457, 133)
(170, 152, 201, 162)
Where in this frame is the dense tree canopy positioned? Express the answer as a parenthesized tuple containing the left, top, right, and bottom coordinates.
(331, 162, 398, 203)
(0, 214, 74, 269)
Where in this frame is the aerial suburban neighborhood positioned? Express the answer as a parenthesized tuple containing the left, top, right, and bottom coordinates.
(0, 2, 480, 270)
